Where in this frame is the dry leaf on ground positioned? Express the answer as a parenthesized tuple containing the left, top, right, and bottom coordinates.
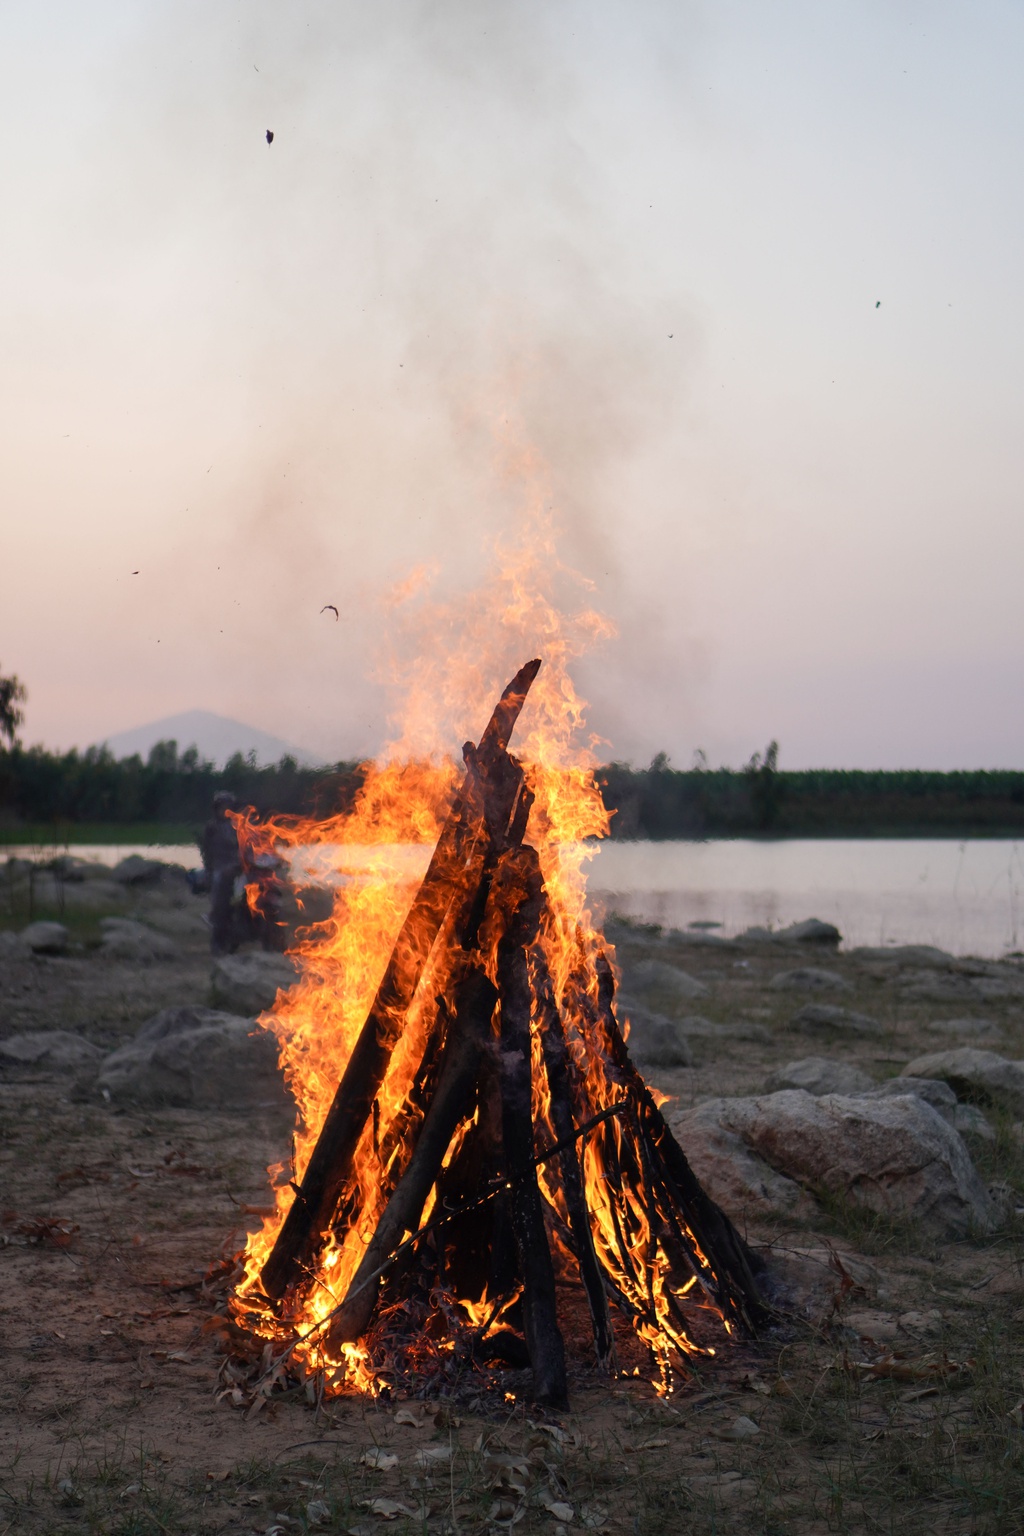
(712, 1414, 760, 1441)
(360, 1449, 399, 1471)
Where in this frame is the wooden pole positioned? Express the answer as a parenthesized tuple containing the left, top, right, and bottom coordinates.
(531, 912, 616, 1369)
(496, 850, 568, 1409)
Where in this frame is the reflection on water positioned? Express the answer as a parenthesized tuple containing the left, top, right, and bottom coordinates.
(588, 839, 1024, 958)
(7, 838, 1024, 958)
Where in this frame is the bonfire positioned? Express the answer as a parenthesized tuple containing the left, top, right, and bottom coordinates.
(223, 634, 763, 1410)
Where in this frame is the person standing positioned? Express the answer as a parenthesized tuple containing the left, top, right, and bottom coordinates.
(201, 791, 241, 954)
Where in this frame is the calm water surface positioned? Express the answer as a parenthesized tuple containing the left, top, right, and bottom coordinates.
(9, 838, 1024, 958)
(587, 839, 1024, 957)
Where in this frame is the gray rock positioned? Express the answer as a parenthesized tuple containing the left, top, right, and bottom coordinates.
(775, 918, 842, 945)
(769, 967, 853, 995)
(902, 1047, 1024, 1117)
(705, 1089, 994, 1237)
(669, 1099, 816, 1219)
(48, 856, 110, 882)
(899, 971, 990, 1004)
(620, 1002, 693, 1067)
(19, 920, 69, 955)
(791, 1002, 884, 1037)
(111, 854, 167, 886)
(953, 1103, 995, 1141)
(210, 951, 298, 1016)
(676, 1014, 771, 1044)
(0, 1031, 103, 1069)
(864, 1077, 958, 1121)
(622, 958, 710, 1004)
(850, 945, 955, 969)
(99, 1006, 288, 1108)
(763, 1057, 874, 1096)
(927, 1016, 1003, 1042)
(735, 918, 841, 945)
(98, 917, 179, 963)
(662, 927, 739, 950)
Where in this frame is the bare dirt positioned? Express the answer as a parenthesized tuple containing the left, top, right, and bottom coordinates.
(3, 874, 1024, 1535)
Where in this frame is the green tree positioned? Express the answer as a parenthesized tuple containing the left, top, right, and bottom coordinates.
(0, 666, 26, 747)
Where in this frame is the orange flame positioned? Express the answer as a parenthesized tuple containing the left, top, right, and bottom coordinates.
(228, 518, 732, 1397)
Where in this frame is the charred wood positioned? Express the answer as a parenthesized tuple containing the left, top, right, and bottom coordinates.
(496, 851, 568, 1410)
(328, 966, 498, 1344)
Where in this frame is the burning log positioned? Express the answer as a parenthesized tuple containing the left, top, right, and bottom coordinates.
(235, 659, 765, 1407)
(495, 848, 568, 1409)
(328, 967, 497, 1345)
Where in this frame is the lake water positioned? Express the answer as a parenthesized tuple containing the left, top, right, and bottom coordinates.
(8, 837, 1024, 958)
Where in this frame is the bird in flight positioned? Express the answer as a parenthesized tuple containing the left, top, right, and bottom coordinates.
(321, 604, 339, 620)
(266, 129, 274, 144)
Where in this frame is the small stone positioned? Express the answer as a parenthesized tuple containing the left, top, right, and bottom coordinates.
(99, 918, 179, 963)
(619, 1002, 693, 1067)
(865, 1077, 958, 1121)
(902, 1048, 1024, 1117)
(775, 918, 842, 945)
(18, 920, 69, 955)
(0, 1031, 103, 1070)
(111, 854, 167, 885)
(210, 952, 298, 1016)
(791, 1002, 884, 1037)
(927, 1016, 1003, 1041)
(769, 967, 853, 995)
(98, 1006, 289, 1109)
(763, 1057, 874, 1096)
(623, 957, 709, 1003)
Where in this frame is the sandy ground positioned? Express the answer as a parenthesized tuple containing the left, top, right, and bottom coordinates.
(3, 875, 1024, 1535)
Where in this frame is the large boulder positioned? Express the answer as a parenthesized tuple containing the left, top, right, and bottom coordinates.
(621, 1003, 693, 1068)
(669, 1099, 816, 1220)
(620, 958, 709, 1005)
(98, 1006, 288, 1109)
(210, 952, 299, 1016)
(901, 1047, 1024, 1117)
(791, 1003, 884, 1038)
(672, 1089, 994, 1237)
(98, 918, 179, 963)
(769, 967, 852, 995)
(763, 1057, 874, 1096)
(19, 920, 70, 955)
(0, 1031, 103, 1070)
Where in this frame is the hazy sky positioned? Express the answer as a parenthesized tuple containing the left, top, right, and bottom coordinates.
(3, 1, 1022, 769)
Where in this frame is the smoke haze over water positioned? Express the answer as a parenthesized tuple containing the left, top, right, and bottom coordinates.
(2, 2, 1023, 769)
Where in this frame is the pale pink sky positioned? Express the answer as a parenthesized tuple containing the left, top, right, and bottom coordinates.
(2, 1, 1023, 769)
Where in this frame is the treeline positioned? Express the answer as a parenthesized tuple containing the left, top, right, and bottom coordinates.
(0, 740, 365, 831)
(5, 738, 1024, 839)
(598, 753, 1024, 838)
